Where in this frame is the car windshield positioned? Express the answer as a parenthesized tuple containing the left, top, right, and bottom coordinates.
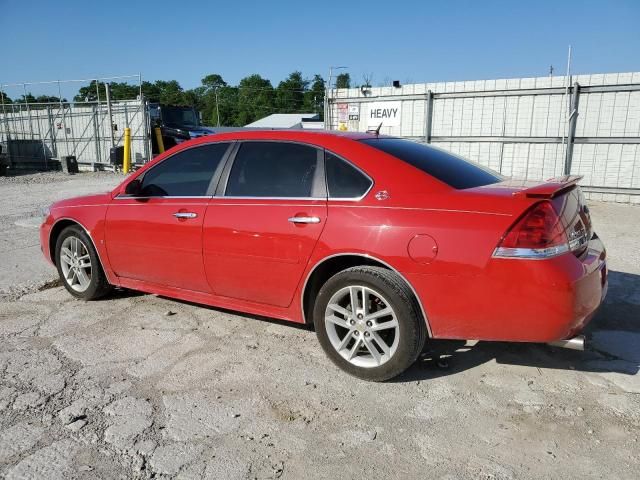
(360, 137, 503, 189)
(162, 107, 199, 128)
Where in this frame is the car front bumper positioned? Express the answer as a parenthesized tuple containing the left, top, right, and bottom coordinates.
(40, 216, 54, 265)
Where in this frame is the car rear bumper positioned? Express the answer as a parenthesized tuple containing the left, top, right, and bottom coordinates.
(406, 234, 607, 343)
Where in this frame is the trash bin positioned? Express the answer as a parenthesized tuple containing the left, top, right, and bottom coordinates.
(61, 155, 79, 174)
(110, 146, 124, 168)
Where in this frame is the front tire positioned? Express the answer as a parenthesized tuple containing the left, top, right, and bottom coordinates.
(55, 225, 112, 300)
(313, 266, 426, 381)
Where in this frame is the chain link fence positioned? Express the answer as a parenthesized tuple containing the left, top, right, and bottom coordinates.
(327, 72, 640, 203)
(1, 77, 151, 171)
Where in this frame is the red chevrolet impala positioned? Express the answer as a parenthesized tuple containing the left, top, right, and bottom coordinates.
(40, 130, 607, 381)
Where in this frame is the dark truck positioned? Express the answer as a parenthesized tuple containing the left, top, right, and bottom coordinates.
(148, 104, 216, 154)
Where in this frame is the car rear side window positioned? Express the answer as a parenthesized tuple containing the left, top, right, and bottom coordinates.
(140, 143, 230, 196)
(225, 142, 320, 198)
(325, 152, 372, 199)
(360, 138, 502, 189)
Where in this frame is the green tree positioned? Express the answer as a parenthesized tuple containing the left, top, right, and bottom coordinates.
(74, 80, 103, 102)
(140, 81, 161, 102)
(152, 80, 186, 105)
(335, 73, 351, 89)
(201, 74, 227, 90)
(235, 74, 275, 125)
(74, 80, 138, 102)
(108, 82, 139, 100)
(198, 74, 237, 126)
(182, 86, 205, 109)
(0, 90, 11, 104)
(75, 80, 193, 104)
(69, 71, 327, 126)
(303, 74, 325, 117)
(275, 71, 307, 113)
(14, 93, 66, 108)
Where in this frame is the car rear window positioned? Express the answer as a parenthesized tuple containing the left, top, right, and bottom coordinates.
(360, 138, 503, 189)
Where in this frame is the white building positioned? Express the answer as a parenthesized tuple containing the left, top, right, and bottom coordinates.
(245, 113, 320, 129)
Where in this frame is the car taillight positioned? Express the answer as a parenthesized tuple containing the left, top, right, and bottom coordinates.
(493, 201, 570, 259)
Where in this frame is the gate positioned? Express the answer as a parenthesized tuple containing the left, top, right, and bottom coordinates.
(1, 77, 151, 171)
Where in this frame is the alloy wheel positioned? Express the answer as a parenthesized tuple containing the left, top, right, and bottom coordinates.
(59, 236, 92, 293)
(324, 285, 400, 368)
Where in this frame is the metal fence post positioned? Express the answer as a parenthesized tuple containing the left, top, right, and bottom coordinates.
(564, 82, 581, 175)
(0, 88, 12, 167)
(324, 95, 331, 130)
(141, 95, 151, 163)
(92, 105, 101, 164)
(105, 83, 115, 149)
(424, 90, 434, 143)
(58, 81, 70, 161)
(46, 105, 57, 158)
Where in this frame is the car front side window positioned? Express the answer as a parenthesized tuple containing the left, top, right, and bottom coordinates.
(140, 143, 230, 197)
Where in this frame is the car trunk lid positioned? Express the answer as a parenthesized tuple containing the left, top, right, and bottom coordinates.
(469, 176, 593, 259)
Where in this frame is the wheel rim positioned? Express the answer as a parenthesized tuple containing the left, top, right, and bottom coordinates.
(324, 285, 400, 368)
(59, 236, 92, 293)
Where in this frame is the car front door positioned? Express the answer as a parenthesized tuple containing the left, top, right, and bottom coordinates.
(105, 142, 232, 292)
(203, 141, 327, 307)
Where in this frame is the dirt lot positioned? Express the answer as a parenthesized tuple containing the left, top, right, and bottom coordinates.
(0, 171, 638, 479)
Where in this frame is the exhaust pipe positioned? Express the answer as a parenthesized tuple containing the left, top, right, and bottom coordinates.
(547, 334, 586, 351)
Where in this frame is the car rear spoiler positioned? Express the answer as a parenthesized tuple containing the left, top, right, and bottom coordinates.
(513, 175, 583, 199)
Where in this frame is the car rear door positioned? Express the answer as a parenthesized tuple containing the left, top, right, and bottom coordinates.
(105, 142, 232, 292)
(203, 141, 327, 307)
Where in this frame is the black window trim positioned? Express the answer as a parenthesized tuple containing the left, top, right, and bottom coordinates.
(324, 149, 374, 201)
(116, 141, 236, 199)
(217, 140, 327, 200)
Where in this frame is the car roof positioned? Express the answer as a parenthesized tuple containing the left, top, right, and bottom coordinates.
(188, 129, 377, 145)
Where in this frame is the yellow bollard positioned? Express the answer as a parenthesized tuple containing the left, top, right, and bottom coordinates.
(123, 127, 131, 174)
(154, 127, 165, 154)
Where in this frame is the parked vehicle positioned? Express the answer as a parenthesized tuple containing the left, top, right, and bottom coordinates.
(148, 103, 215, 153)
(40, 130, 607, 381)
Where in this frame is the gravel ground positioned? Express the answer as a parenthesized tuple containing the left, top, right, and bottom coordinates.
(0, 171, 638, 479)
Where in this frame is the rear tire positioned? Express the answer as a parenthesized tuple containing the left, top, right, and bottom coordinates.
(55, 225, 112, 300)
(313, 266, 426, 381)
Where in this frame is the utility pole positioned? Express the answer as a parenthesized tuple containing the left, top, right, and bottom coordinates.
(0, 85, 12, 168)
(215, 86, 221, 127)
(105, 83, 115, 148)
(564, 82, 580, 175)
(561, 45, 573, 160)
(325, 66, 347, 130)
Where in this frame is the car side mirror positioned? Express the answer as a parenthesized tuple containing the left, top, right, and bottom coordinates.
(124, 178, 142, 196)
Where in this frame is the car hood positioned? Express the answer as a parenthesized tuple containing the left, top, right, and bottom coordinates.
(51, 192, 112, 210)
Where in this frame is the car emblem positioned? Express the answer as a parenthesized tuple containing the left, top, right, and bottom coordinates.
(375, 190, 390, 201)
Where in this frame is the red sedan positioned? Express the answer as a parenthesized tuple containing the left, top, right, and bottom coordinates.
(40, 130, 607, 381)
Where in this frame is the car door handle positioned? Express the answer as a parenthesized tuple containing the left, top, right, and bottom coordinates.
(173, 212, 198, 219)
(288, 216, 321, 224)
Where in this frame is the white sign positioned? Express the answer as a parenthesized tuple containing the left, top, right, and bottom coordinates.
(367, 101, 401, 127)
(348, 104, 360, 120)
(337, 104, 348, 122)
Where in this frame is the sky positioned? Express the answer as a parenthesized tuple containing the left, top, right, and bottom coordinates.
(1, 0, 639, 98)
